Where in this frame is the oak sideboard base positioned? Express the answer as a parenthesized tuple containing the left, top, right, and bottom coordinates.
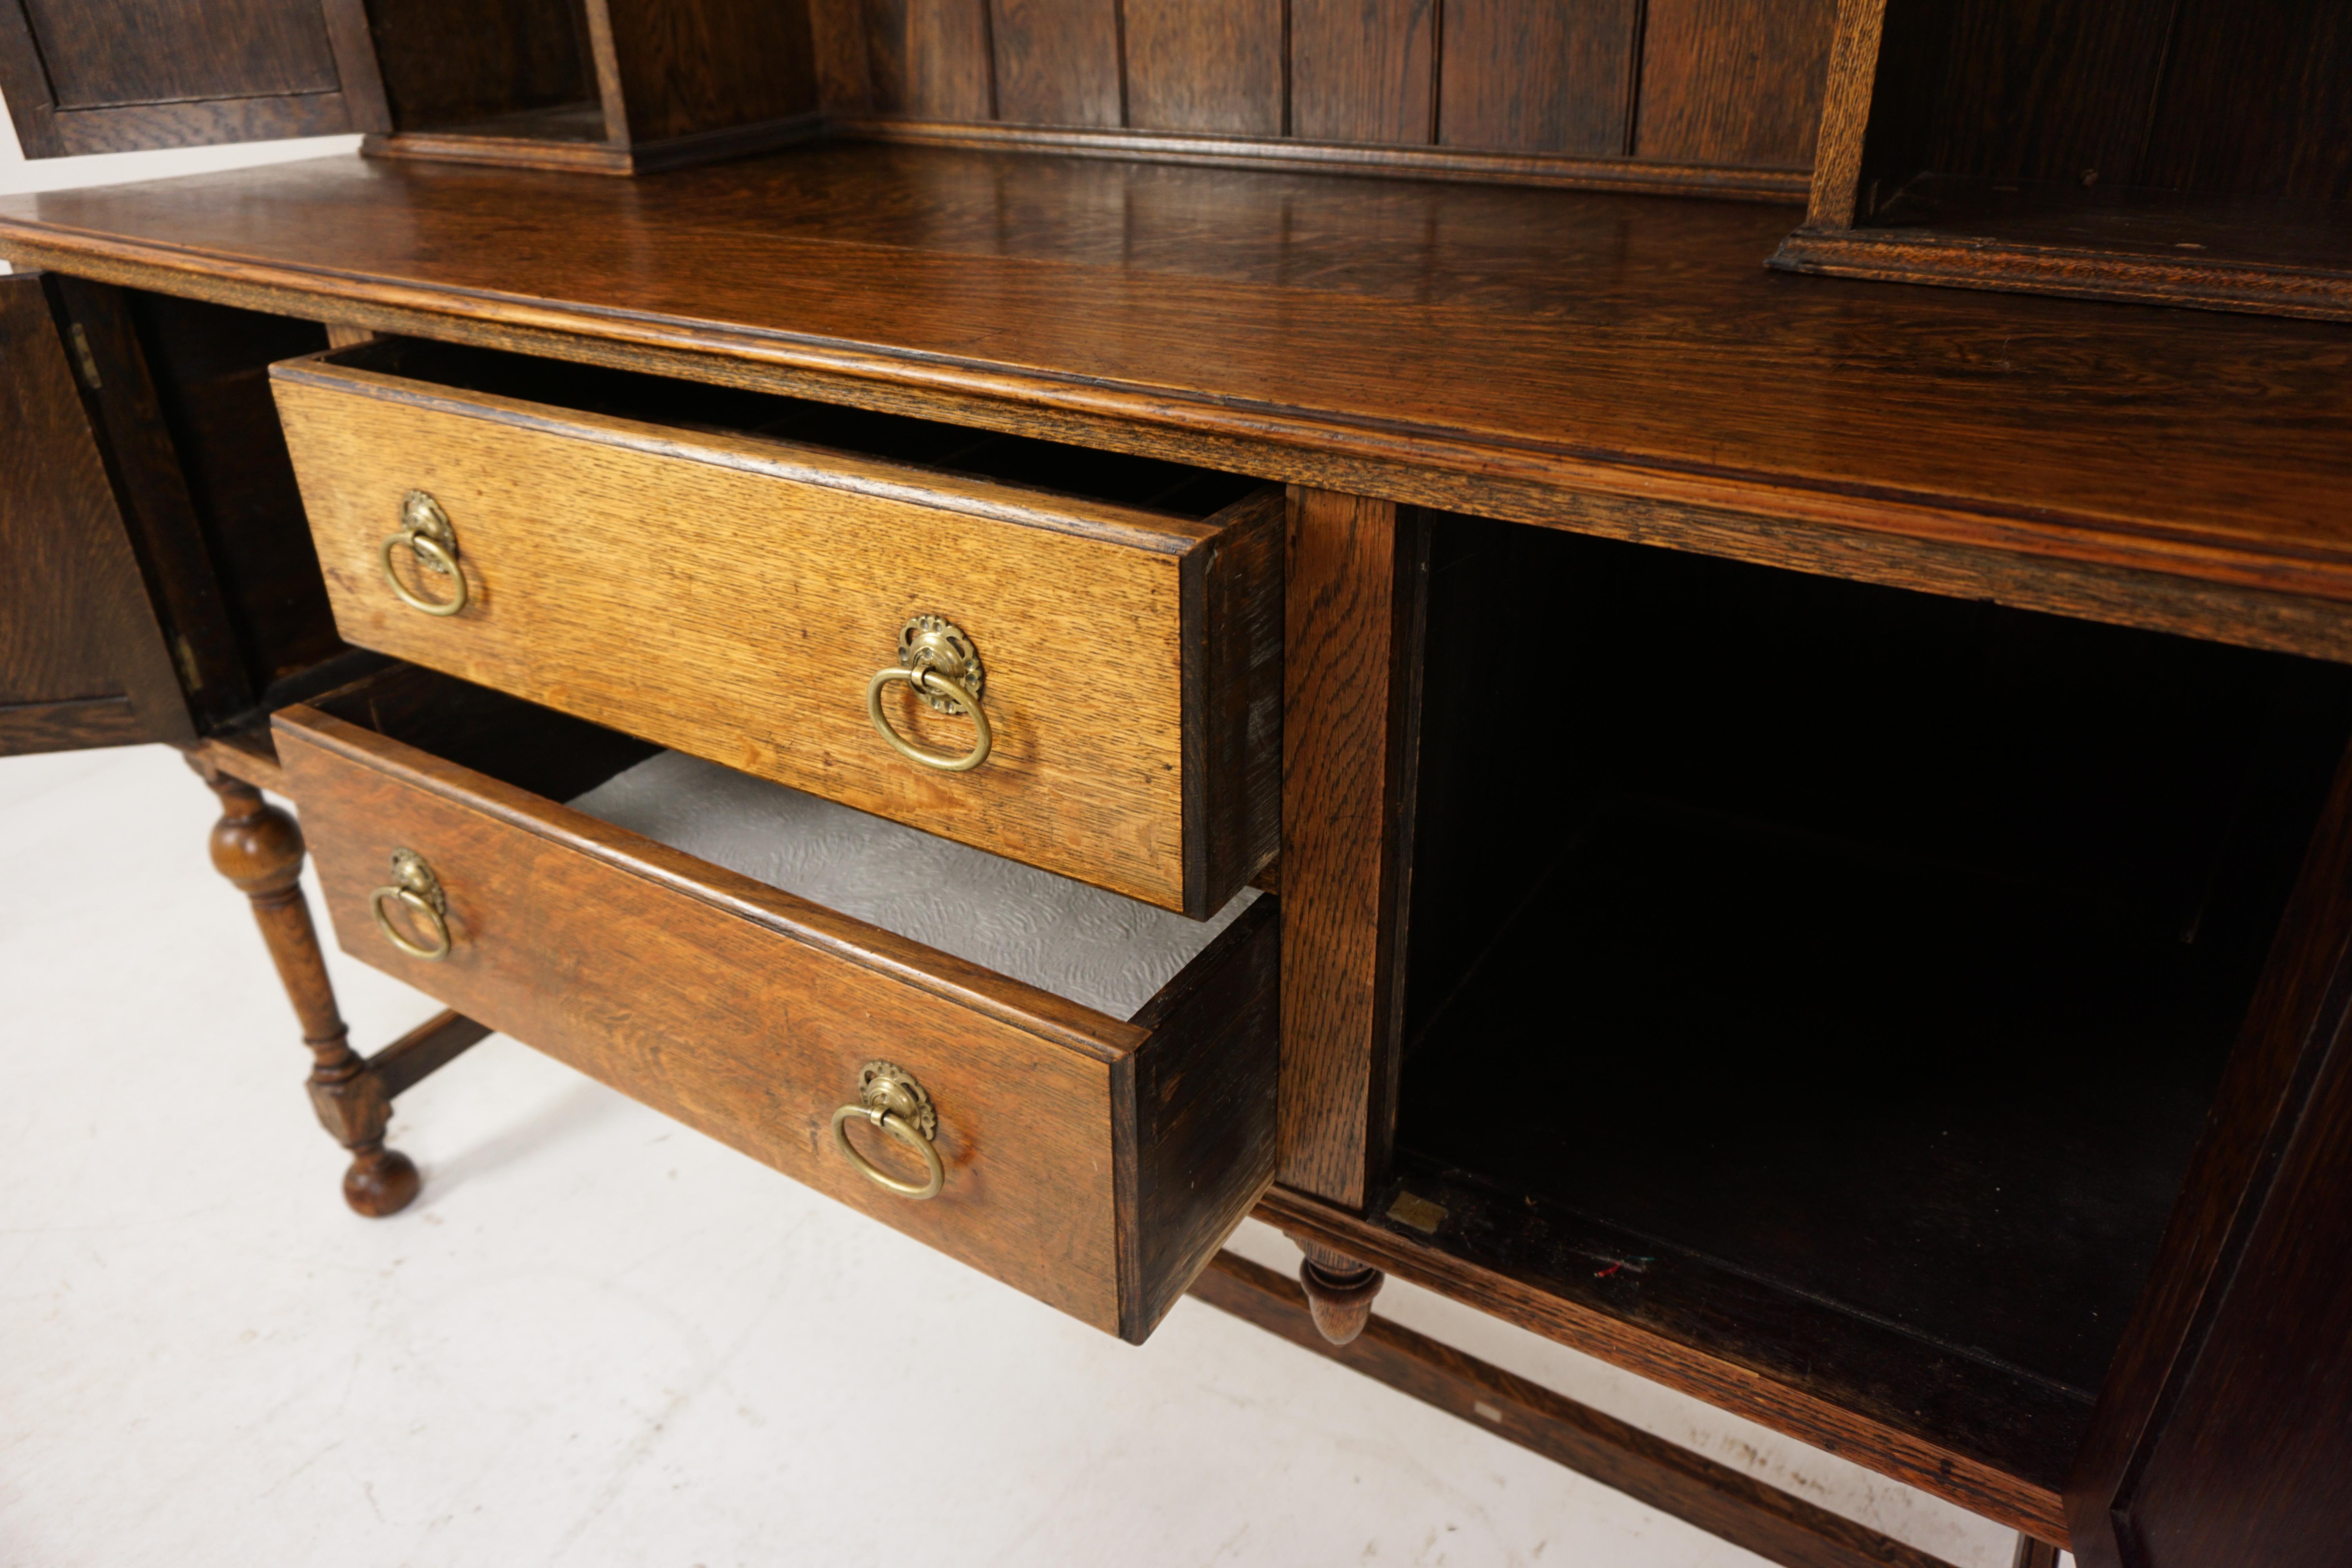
(187, 752, 485, 1216)
(1193, 1248, 2042, 1568)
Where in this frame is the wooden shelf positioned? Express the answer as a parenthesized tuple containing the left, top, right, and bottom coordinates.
(1775, 177, 2352, 321)
(6, 143, 2352, 649)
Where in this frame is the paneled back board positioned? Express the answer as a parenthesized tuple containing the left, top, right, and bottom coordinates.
(817, 0, 1835, 197)
(0, 0, 388, 156)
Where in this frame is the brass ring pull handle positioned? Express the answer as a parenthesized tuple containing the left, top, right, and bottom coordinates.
(866, 614, 991, 774)
(829, 1061, 944, 1200)
(369, 848, 451, 961)
(380, 490, 468, 617)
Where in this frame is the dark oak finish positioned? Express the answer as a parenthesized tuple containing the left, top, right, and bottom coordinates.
(0, 272, 192, 756)
(1435, 0, 1639, 158)
(1263, 1174, 2075, 1544)
(10, 149, 2352, 657)
(828, 0, 1834, 195)
(1277, 489, 1423, 1207)
(2065, 733, 2352, 1567)
(2010, 1538, 2060, 1568)
(274, 666, 1278, 1341)
(189, 755, 417, 1216)
(1778, 0, 2352, 319)
(0, 0, 386, 157)
(359, 0, 823, 173)
(1194, 1249, 1967, 1568)
(1122, 0, 1283, 137)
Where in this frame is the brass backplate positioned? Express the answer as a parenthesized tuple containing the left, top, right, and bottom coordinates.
(896, 614, 984, 714)
(858, 1060, 938, 1140)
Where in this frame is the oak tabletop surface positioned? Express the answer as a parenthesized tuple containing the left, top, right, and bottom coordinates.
(6, 142, 2349, 587)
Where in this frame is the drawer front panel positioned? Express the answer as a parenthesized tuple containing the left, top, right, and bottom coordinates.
(273, 365, 1276, 913)
(279, 716, 1133, 1333)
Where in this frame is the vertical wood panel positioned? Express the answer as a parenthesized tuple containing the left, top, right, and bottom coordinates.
(16, 0, 339, 106)
(1635, 0, 1838, 167)
(1125, 0, 1284, 136)
(0, 274, 191, 755)
(1278, 488, 1424, 1208)
(1920, 0, 2176, 187)
(807, 0, 878, 111)
(865, 0, 995, 119)
(1437, 0, 1641, 156)
(600, 0, 818, 143)
(1291, 0, 1436, 145)
(991, 0, 1124, 127)
(2138, 0, 2352, 203)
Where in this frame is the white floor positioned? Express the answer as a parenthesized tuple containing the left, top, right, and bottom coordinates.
(1, 744, 2036, 1568)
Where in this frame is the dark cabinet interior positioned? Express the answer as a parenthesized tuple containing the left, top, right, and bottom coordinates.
(1394, 516, 2352, 1495)
(0, 274, 356, 760)
(1777, 0, 2352, 319)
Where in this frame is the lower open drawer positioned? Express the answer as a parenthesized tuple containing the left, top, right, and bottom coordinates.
(273, 665, 1277, 1343)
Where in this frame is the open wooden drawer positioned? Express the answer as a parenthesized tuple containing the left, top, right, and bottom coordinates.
(269, 338, 1283, 918)
(273, 664, 1278, 1343)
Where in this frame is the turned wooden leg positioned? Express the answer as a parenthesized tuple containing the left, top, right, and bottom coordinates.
(1297, 1241, 1385, 1345)
(190, 756, 419, 1217)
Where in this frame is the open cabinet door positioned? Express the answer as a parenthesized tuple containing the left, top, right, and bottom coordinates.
(0, 270, 194, 753)
(0, 0, 387, 157)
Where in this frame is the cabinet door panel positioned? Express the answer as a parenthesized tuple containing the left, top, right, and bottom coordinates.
(0, 0, 387, 157)
(0, 273, 192, 754)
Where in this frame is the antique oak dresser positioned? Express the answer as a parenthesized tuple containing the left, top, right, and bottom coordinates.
(4, 3, 2349, 1564)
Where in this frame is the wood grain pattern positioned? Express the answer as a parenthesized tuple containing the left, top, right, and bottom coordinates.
(1803, 0, 1911, 229)
(1277, 489, 1422, 1207)
(1771, 212, 2352, 324)
(1122, 0, 1283, 136)
(271, 354, 1283, 915)
(989, 0, 1123, 127)
(1183, 489, 1285, 936)
(358, 0, 593, 133)
(1635, 0, 1837, 168)
(190, 755, 418, 1216)
(1437, 0, 1639, 157)
(0, 0, 381, 157)
(2138, 1, 2352, 204)
(276, 670, 1278, 1340)
(1922, 0, 2176, 190)
(0, 272, 192, 757)
(863, 0, 998, 119)
(10, 150, 2352, 641)
(1260, 1180, 2071, 1543)
(1191, 1250, 1968, 1568)
(44, 276, 253, 730)
(599, 0, 820, 144)
(1290, 0, 1435, 145)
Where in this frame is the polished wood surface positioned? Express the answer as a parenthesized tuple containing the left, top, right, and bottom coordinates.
(190, 755, 419, 1216)
(1276, 490, 1422, 1208)
(1194, 1249, 1966, 1568)
(276, 667, 1277, 1341)
(272, 343, 1276, 915)
(0, 272, 192, 755)
(7, 147, 2352, 630)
